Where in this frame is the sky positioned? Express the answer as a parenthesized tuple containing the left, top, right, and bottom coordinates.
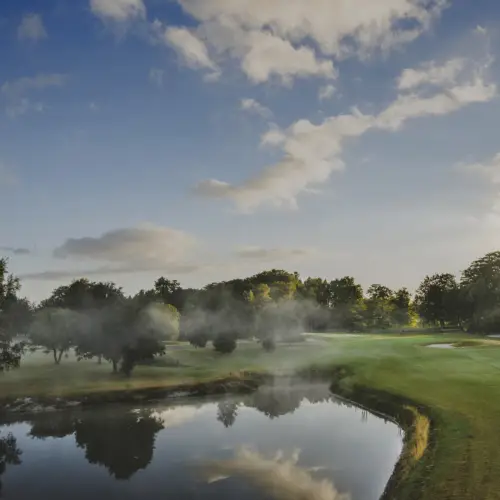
(1, 0, 500, 302)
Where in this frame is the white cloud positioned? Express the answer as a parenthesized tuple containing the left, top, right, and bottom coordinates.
(239, 30, 336, 84)
(475, 25, 487, 36)
(180, 0, 446, 56)
(18, 13, 47, 42)
(164, 26, 219, 76)
(241, 98, 272, 118)
(459, 153, 500, 184)
(1, 73, 67, 118)
(53, 224, 196, 267)
(195, 61, 496, 212)
(22, 224, 202, 281)
(235, 246, 317, 262)
(172, 0, 447, 85)
(398, 58, 466, 90)
(90, 0, 146, 22)
(318, 84, 336, 101)
(149, 68, 164, 87)
(1, 73, 67, 98)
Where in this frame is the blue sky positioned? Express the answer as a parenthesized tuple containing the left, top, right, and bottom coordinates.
(1, 0, 500, 302)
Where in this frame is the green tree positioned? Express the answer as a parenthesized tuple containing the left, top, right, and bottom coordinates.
(28, 308, 82, 364)
(365, 284, 394, 330)
(0, 258, 27, 371)
(461, 251, 500, 332)
(328, 277, 366, 331)
(390, 288, 415, 327)
(415, 273, 460, 329)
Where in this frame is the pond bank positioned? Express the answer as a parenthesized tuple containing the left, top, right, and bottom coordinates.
(0, 373, 269, 415)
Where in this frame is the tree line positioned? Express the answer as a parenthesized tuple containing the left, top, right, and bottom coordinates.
(2, 250, 500, 373)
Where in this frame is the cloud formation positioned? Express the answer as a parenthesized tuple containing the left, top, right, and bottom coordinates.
(163, 27, 220, 78)
(398, 58, 466, 90)
(21, 225, 202, 281)
(1, 73, 67, 118)
(168, 0, 447, 85)
(235, 246, 317, 262)
(53, 224, 196, 266)
(90, 0, 146, 22)
(318, 84, 336, 101)
(240, 98, 272, 118)
(18, 13, 47, 42)
(195, 57, 496, 212)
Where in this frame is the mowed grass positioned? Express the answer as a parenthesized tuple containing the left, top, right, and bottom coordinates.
(3, 332, 500, 499)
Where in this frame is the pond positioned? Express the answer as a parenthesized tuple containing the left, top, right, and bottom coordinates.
(0, 380, 403, 500)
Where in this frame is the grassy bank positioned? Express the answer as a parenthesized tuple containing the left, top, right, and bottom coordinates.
(2, 333, 500, 499)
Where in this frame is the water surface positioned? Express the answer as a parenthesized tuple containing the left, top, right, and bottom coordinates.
(0, 381, 402, 500)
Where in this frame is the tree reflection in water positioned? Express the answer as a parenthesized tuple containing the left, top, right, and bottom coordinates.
(74, 409, 164, 480)
(26, 408, 164, 480)
(0, 432, 21, 495)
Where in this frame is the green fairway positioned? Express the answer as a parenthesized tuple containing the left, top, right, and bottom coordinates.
(2, 333, 500, 499)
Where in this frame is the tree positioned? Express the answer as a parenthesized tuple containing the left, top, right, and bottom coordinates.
(75, 299, 174, 375)
(460, 251, 500, 332)
(365, 284, 394, 330)
(327, 277, 366, 331)
(28, 308, 82, 364)
(415, 273, 460, 329)
(0, 258, 26, 371)
(390, 288, 415, 327)
(327, 277, 363, 307)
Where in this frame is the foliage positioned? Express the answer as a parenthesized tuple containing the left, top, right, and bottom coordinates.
(415, 273, 460, 328)
(213, 333, 237, 354)
(188, 331, 209, 348)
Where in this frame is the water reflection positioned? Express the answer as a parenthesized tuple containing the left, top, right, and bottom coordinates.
(74, 410, 163, 479)
(204, 447, 350, 500)
(0, 381, 403, 500)
(27, 409, 164, 479)
(0, 433, 21, 494)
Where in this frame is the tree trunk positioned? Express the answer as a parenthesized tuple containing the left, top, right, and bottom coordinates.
(112, 359, 118, 373)
(57, 350, 64, 364)
(97, 354, 102, 365)
(53, 349, 59, 364)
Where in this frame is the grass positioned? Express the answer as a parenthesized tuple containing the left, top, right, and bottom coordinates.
(2, 332, 500, 499)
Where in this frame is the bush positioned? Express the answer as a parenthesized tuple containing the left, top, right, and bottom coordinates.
(189, 332, 209, 348)
(213, 334, 237, 354)
(262, 337, 276, 352)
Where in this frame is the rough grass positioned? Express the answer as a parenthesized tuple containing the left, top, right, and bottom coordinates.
(2, 333, 500, 499)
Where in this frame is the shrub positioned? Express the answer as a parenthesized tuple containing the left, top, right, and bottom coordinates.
(262, 337, 276, 352)
(213, 334, 236, 354)
(189, 332, 209, 348)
